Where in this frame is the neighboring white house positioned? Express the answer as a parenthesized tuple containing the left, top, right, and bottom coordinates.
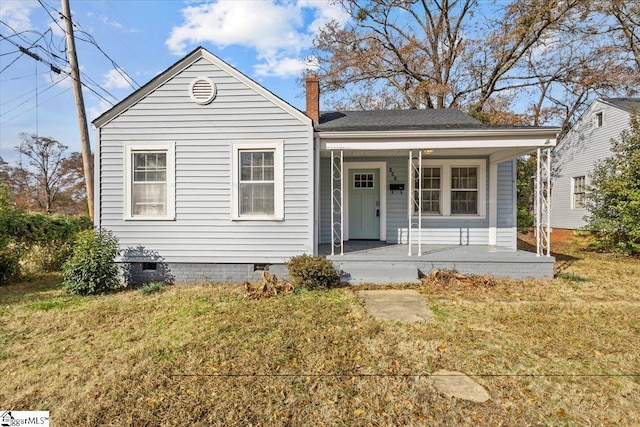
(551, 98, 640, 232)
(93, 47, 559, 283)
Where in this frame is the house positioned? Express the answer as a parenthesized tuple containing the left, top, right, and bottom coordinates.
(550, 98, 640, 238)
(92, 47, 559, 284)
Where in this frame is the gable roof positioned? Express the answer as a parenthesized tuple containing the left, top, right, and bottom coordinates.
(92, 47, 311, 128)
(600, 97, 640, 112)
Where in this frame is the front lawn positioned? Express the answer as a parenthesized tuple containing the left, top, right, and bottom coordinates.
(1, 242, 639, 425)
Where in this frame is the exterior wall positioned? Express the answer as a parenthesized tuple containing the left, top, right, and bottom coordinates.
(496, 159, 517, 248)
(320, 156, 516, 248)
(98, 57, 313, 264)
(551, 101, 631, 229)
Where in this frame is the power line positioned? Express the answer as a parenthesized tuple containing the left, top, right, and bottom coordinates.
(0, 33, 115, 106)
(0, 86, 72, 126)
(38, 0, 140, 90)
(0, 74, 68, 108)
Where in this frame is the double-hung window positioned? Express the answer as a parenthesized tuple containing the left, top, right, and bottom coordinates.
(231, 140, 283, 220)
(451, 167, 478, 215)
(124, 142, 175, 220)
(572, 176, 586, 209)
(414, 167, 441, 214)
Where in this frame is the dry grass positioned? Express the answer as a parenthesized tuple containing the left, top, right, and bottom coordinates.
(1, 241, 639, 426)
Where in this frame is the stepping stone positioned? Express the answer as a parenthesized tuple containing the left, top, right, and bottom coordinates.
(432, 369, 491, 403)
(358, 289, 435, 323)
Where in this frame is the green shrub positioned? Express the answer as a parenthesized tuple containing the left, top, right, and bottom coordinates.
(0, 184, 22, 284)
(140, 282, 165, 295)
(0, 252, 20, 285)
(63, 228, 121, 295)
(286, 254, 340, 290)
(585, 113, 640, 255)
(20, 214, 92, 272)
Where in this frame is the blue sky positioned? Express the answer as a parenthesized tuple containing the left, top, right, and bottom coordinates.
(0, 0, 347, 163)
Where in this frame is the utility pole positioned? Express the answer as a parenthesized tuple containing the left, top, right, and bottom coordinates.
(61, 0, 94, 221)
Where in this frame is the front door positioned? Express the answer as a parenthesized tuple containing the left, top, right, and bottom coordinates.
(348, 169, 380, 239)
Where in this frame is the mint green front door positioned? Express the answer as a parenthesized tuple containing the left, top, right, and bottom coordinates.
(348, 169, 380, 240)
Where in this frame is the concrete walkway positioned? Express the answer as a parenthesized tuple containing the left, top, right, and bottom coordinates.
(358, 289, 491, 403)
(358, 289, 435, 323)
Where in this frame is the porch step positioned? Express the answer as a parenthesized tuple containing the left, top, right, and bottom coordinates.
(335, 262, 421, 285)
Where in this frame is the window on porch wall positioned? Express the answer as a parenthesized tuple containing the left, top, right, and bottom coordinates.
(413, 164, 481, 216)
(413, 167, 441, 214)
(451, 167, 478, 215)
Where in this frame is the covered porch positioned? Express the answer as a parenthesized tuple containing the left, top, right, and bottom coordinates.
(314, 119, 557, 280)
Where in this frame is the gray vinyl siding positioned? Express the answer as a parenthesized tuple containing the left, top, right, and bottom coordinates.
(551, 101, 631, 229)
(320, 156, 515, 248)
(98, 57, 312, 263)
(496, 159, 516, 248)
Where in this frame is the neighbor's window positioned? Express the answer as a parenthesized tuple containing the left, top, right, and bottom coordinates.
(451, 166, 478, 215)
(231, 140, 283, 220)
(573, 176, 586, 209)
(595, 112, 603, 127)
(124, 142, 175, 220)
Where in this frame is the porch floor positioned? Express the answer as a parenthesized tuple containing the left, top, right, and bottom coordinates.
(319, 241, 555, 283)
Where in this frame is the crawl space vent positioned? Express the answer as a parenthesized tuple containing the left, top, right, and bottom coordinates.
(189, 77, 216, 105)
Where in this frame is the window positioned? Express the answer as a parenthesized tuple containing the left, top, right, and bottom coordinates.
(595, 112, 603, 127)
(240, 151, 275, 215)
(572, 176, 586, 209)
(231, 140, 283, 220)
(414, 167, 441, 214)
(413, 160, 485, 217)
(124, 142, 175, 220)
(354, 173, 374, 188)
(451, 167, 478, 215)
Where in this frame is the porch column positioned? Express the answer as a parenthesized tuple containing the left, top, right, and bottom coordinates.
(488, 162, 498, 245)
(408, 150, 422, 255)
(331, 150, 344, 255)
(535, 148, 552, 256)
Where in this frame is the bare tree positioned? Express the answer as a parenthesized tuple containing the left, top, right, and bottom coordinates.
(11, 134, 79, 213)
(313, 0, 639, 128)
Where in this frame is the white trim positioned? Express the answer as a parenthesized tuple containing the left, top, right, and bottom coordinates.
(343, 162, 387, 241)
(313, 135, 320, 255)
(418, 159, 487, 219)
(230, 140, 284, 221)
(94, 127, 101, 228)
(123, 141, 176, 221)
(322, 137, 557, 151)
(488, 162, 498, 245)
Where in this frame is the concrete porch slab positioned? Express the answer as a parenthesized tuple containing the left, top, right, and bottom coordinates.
(358, 289, 435, 323)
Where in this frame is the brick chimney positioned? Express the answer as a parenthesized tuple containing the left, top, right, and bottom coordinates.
(305, 74, 320, 125)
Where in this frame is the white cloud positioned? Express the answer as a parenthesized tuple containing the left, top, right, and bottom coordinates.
(166, 0, 348, 78)
(0, 0, 38, 32)
(102, 68, 134, 90)
(87, 98, 113, 122)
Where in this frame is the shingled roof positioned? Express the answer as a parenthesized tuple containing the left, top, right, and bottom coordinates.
(316, 109, 486, 132)
(601, 97, 640, 112)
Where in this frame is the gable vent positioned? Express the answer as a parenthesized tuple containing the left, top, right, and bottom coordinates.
(189, 77, 216, 105)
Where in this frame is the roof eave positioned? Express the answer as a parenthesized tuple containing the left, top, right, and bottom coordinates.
(317, 127, 560, 140)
